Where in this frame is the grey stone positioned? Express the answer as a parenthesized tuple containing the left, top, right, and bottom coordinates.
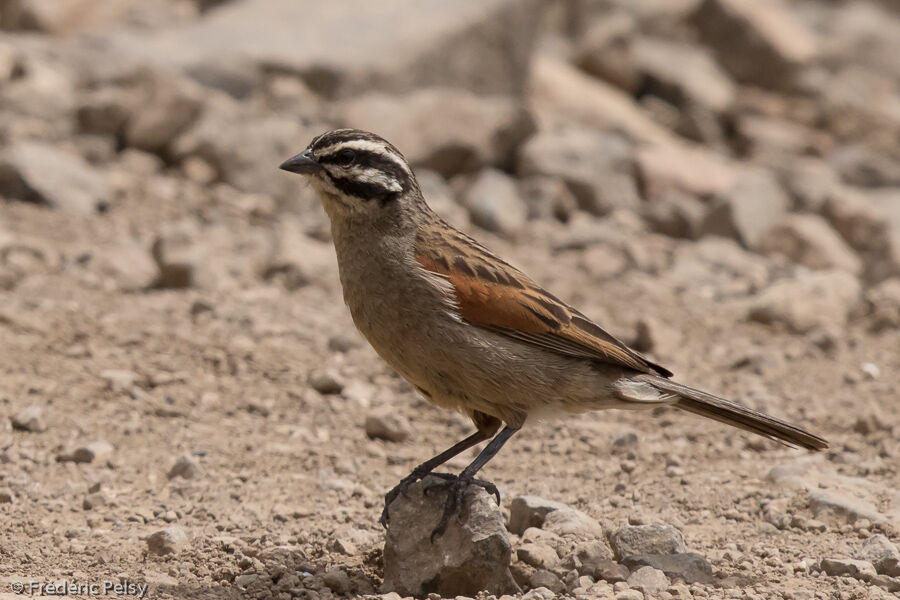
(691, 0, 817, 90)
(615, 590, 644, 600)
(541, 508, 605, 542)
(168, 455, 204, 480)
(746, 270, 861, 334)
(364, 411, 411, 443)
(508, 495, 569, 535)
(146, 526, 189, 556)
(820, 558, 877, 581)
(641, 191, 707, 240)
(871, 574, 900, 593)
(700, 169, 790, 248)
(72, 440, 114, 464)
(462, 169, 528, 238)
(610, 524, 687, 559)
(518, 128, 639, 216)
(0, 141, 109, 214)
(627, 566, 670, 595)
(309, 370, 344, 395)
(757, 214, 862, 275)
(129, 0, 541, 99)
(383, 476, 519, 597)
(518, 176, 578, 223)
(82, 491, 109, 510)
(323, 568, 352, 595)
(622, 553, 715, 585)
(0, 488, 14, 503)
(527, 570, 565, 594)
(338, 90, 534, 178)
(517, 543, 559, 570)
(11, 405, 46, 433)
(857, 534, 900, 576)
(124, 72, 205, 157)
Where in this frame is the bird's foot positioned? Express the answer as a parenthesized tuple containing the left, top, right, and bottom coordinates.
(424, 474, 500, 542)
(380, 467, 440, 528)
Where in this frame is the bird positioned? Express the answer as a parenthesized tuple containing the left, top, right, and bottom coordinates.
(279, 128, 828, 538)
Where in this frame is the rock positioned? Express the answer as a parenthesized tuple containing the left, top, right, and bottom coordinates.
(124, 72, 205, 157)
(866, 277, 900, 331)
(518, 128, 639, 215)
(262, 218, 339, 291)
(809, 490, 886, 526)
(872, 574, 900, 593)
(0, 488, 15, 503)
(0, 141, 109, 214)
(135, 0, 540, 99)
(641, 191, 707, 240)
(418, 169, 469, 230)
(527, 570, 565, 594)
(820, 558, 877, 581)
(857, 534, 900, 576)
(382, 476, 519, 596)
(746, 270, 861, 334)
(582, 558, 630, 583)
(461, 169, 528, 238)
(508, 495, 569, 535)
(518, 176, 578, 223)
(627, 566, 670, 595)
(635, 142, 738, 199)
(614, 590, 643, 600)
(175, 101, 315, 201)
(338, 90, 534, 178)
(757, 214, 862, 274)
(76, 87, 136, 137)
(72, 440, 114, 464)
(622, 553, 715, 585)
(364, 411, 411, 443)
(11, 405, 46, 432)
(700, 169, 790, 248)
(610, 524, 687, 559)
(517, 543, 559, 570)
(521, 587, 555, 600)
(541, 508, 605, 542)
(322, 568, 352, 594)
(690, 0, 817, 90)
(82, 491, 109, 510)
(146, 526, 189, 556)
(630, 38, 737, 114)
(309, 370, 344, 395)
(168, 455, 203, 480)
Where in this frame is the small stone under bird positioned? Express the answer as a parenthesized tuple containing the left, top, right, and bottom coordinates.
(279, 128, 828, 538)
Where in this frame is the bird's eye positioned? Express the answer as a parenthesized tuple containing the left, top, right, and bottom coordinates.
(336, 149, 356, 165)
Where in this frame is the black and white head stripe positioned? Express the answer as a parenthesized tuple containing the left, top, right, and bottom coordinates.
(308, 129, 412, 201)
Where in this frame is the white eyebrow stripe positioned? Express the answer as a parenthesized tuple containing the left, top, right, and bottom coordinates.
(315, 140, 412, 175)
(324, 164, 403, 192)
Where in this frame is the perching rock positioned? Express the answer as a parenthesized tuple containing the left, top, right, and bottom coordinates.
(382, 476, 519, 597)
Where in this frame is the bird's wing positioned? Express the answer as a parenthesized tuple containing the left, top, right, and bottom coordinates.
(415, 227, 672, 378)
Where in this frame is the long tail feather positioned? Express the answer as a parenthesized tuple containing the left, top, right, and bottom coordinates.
(636, 374, 828, 451)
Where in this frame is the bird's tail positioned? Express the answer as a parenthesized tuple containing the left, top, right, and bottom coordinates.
(635, 374, 828, 451)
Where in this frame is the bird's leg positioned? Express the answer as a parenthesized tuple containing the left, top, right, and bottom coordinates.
(380, 429, 492, 527)
(430, 426, 519, 541)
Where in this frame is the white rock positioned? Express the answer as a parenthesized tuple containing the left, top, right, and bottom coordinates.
(146, 526, 189, 556)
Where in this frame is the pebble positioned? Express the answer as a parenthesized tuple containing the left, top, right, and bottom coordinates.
(857, 534, 900, 576)
(528, 569, 565, 594)
(322, 568, 352, 594)
(168, 454, 204, 480)
(146, 526, 188, 556)
(72, 440, 114, 464)
(308, 369, 344, 394)
(819, 558, 877, 581)
(517, 543, 559, 570)
(11, 405, 47, 432)
(615, 589, 644, 600)
(0, 488, 14, 503)
(622, 553, 715, 585)
(542, 507, 606, 541)
(610, 524, 686, 559)
(82, 492, 109, 510)
(364, 411, 411, 442)
(508, 495, 569, 534)
(627, 566, 669, 595)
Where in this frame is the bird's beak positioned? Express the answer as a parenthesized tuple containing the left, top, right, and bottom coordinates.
(279, 149, 323, 174)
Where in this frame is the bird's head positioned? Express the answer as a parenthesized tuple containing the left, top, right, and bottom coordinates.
(280, 129, 420, 221)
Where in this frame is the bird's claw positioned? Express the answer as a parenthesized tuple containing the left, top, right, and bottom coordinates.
(427, 475, 501, 542)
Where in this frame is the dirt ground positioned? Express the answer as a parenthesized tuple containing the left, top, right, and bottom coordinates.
(1, 191, 898, 599)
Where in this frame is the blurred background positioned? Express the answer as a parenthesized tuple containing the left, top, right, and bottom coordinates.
(0, 0, 899, 598)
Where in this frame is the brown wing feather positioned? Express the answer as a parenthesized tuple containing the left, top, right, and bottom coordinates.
(415, 227, 672, 377)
